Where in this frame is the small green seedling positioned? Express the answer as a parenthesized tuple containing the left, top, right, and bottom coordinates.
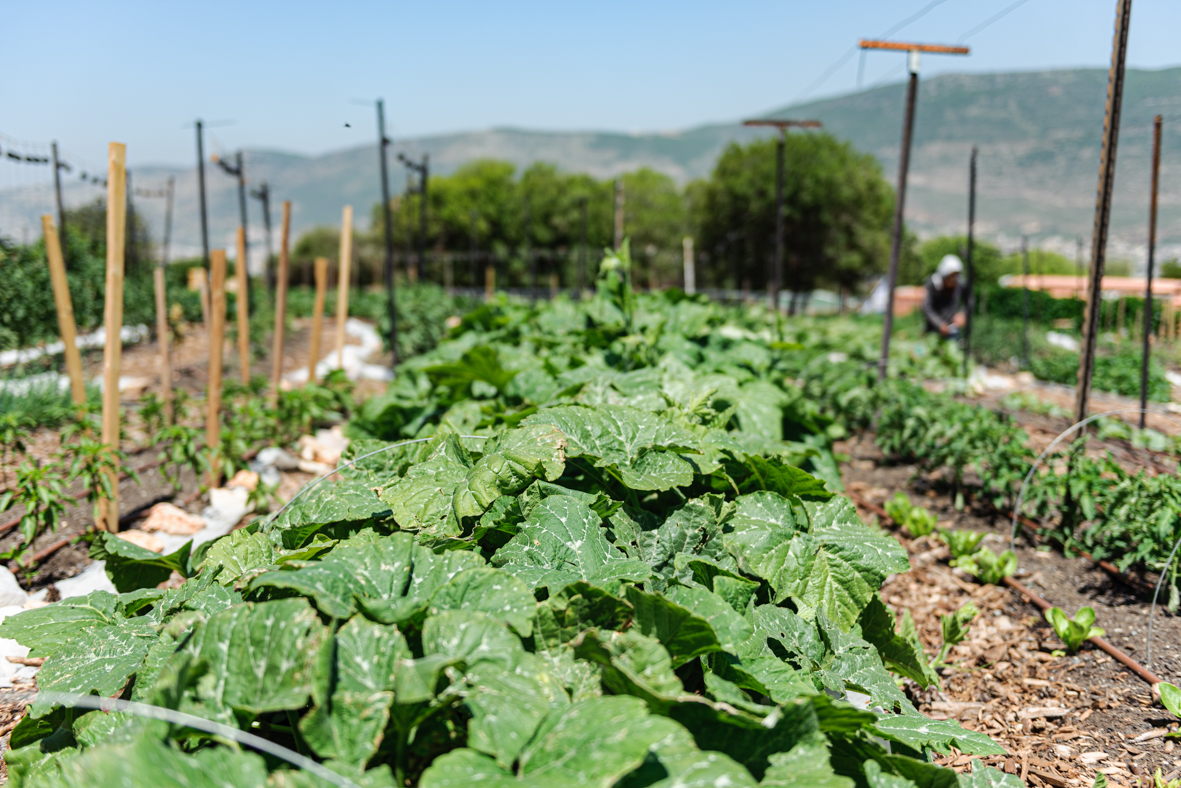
(884, 492, 937, 537)
(932, 600, 979, 670)
(1150, 768, 1181, 788)
(1044, 606, 1104, 654)
(957, 547, 1018, 585)
(938, 528, 987, 563)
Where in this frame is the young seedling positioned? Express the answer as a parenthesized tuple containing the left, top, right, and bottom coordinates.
(1044, 606, 1104, 654)
(931, 600, 979, 670)
(138, 392, 168, 442)
(0, 413, 30, 488)
(157, 423, 209, 493)
(63, 436, 128, 525)
(884, 491, 937, 537)
(957, 547, 1018, 585)
(938, 528, 987, 564)
(0, 459, 68, 570)
(1156, 681, 1180, 719)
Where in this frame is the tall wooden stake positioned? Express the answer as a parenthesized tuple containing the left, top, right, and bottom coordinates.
(98, 143, 126, 533)
(42, 216, 86, 407)
(1140, 114, 1163, 428)
(270, 201, 292, 405)
(485, 264, 495, 302)
(1076, 0, 1133, 426)
(334, 205, 354, 369)
(235, 227, 250, 384)
(207, 250, 227, 486)
(308, 257, 328, 384)
(154, 265, 173, 423)
(683, 236, 696, 294)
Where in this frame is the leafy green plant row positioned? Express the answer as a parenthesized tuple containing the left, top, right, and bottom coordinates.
(0, 248, 1015, 788)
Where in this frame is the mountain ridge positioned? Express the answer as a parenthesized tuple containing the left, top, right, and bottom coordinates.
(4, 66, 1181, 264)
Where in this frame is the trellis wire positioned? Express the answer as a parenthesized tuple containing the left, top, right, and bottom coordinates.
(3, 691, 362, 788)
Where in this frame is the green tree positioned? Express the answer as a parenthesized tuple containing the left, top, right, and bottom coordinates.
(909, 235, 1004, 286)
(690, 134, 894, 296)
(621, 168, 686, 288)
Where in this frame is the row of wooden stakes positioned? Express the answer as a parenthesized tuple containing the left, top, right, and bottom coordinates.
(40, 143, 359, 532)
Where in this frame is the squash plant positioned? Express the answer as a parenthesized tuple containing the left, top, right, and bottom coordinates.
(0, 260, 1013, 788)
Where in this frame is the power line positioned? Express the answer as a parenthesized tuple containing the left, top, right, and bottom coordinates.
(791, 0, 953, 104)
(957, 0, 1034, 44)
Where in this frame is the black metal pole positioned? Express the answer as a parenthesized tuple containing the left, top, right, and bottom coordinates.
(258, 182, 273, 292)
(417, 154, 428, 283)
(163, 176, 175, 266)
(1021, 236, 1031, 369)
(963, 146, 977, 378)
(235, 151, 249, 271)
(469, 209, 479, 288)
(126, 170, 138, 273)
(196, 120, 210, 276)
(877, 54, 921, 381)
(377, 99, 398, 364)
(579, 196, 588, 297)
(1140, 115, 1162, 428)
(771, 129, 786, 314)
(51, 141, 66, 254)
(1076, 0, 1133, 426)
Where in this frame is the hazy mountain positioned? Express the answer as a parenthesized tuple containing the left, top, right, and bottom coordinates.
(4, 67, 1180, 264)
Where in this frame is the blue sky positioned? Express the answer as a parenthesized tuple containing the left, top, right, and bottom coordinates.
(4, 0, 1180, 168)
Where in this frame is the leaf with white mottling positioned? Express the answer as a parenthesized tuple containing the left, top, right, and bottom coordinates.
(428, 567, 536, 637)
(492, 497, 650, 591)
(31, 617, 158, 718)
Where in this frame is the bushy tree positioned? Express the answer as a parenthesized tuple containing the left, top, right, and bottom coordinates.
(690, 133, 894, 294)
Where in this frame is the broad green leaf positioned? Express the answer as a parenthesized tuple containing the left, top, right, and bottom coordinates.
(268, 478, 393, 548)
(0, 591, 120, 657)
(184, 598, 326, 715)
(623, 586, 723, 666)
(534, 581, 632, 650)
(735, 456, 832, 499)
(248, 532, 415, 618)
(17, 736, 270, 788)
(865, 760, 920, 788)
(422, 610, 524, 670)
(857, 595, 939, 687)
(492, 496, 651, 591)
(202, 529, 278, 585)
(418, 749, 517, 788)
(872, 715, 1007, 757)
(524, 404, 701, 491)
(675, 555, 759, 613)
(519, 696, 694, 784)
(427, 567, 535, 637)
(462, 662, 564, 768)
(379, 453, 470, 537)
(957, 760, 1025, 788)
(667, 696, 820, 780)
(574, 629, 685, 704)
(89, 533, 192, 592)
(300, 690, 393, 767)
(761, 732, 854, 788)
(633, 497, 726, 586)
(797, 498, 910, 586)
(663, 584, 752, 654)
(31, 617, 158, 718)
(725, 526, 873, 630)
(632, 750, 758, 788)
(818, 615, 917, 715)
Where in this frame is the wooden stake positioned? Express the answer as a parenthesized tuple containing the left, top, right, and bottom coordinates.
(485, 264, 495, 302)
(235, 227, 250, 384)
(153, 266, 173, 422)
(1117, 295, 1126, 340)
(308, 257, 328, 384)
(334, 205, 354, 369)
(270, 201, 292, 405)
(207, 249, 227, 486)
(41, 215, 86, 407)
(549, 271, 559, 300)
(98, 143, 126, 533)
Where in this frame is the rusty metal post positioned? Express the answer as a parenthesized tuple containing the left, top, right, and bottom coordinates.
(1076, 0, 1134, 425)
(1141, 114, 1162, 428)
(963, 147, 977, 378)
(878, 54, 920, 380)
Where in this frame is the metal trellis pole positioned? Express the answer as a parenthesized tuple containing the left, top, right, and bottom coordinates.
(377, 99, 398, 365)
(1076, 0, 1133, 426)
(1140, 114, 1162, 428)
